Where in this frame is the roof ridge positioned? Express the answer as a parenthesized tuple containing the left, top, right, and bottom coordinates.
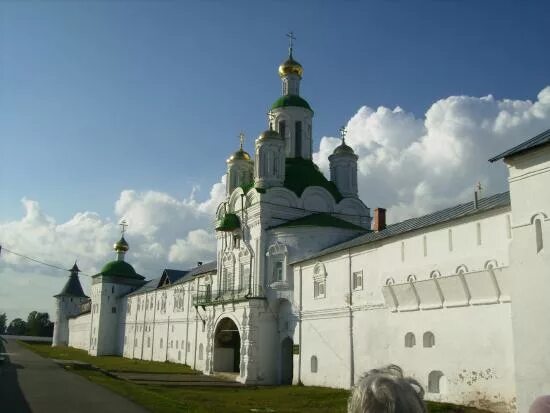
(291, 191, 510, 264)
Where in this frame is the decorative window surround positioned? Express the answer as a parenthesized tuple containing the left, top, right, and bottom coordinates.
(313, 262, 327, 299)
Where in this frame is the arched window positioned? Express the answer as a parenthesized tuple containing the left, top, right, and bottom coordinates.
(405, 332, 416, 347)
(311, 355, 318, 373)
(199, 343, 204, 360)
(428, 371, 446, 393)
(484, 260, 498, 270)
(455, 265, 468, 275)
(430, 270, 441, 279)
(535, 218, 544, 253)
(423, 331, 435, 348)
(407, 274, 417, 283)
(385, 278, 395, 286)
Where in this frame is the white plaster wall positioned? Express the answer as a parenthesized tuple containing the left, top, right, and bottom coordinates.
(291, 206, 515, 410)
(68, 312, 91, 351)
(506, 146, 550, 412)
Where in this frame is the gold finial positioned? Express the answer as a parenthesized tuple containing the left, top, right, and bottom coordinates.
(239, 132, 245, 150)
(339, 126, 347, 144)
(286, 31, 296, 57)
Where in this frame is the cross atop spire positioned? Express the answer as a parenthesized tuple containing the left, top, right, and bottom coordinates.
(119, 219, 128, 236)
(239, 132, 245, 150)
(286, 31, 296, 57)
(339, 126, 347, 144)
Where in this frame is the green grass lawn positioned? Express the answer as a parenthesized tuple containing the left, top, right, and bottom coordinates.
(18, 341, 196, 374)
(21, 341, 491, 413)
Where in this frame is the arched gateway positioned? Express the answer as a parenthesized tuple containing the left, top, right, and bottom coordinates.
(214, 317, 241, 373)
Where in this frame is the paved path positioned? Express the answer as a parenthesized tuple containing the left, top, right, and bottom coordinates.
(0, 338, 148, 413)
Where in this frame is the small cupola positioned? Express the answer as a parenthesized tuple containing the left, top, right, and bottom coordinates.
(254, 127, 285, 190)
(328, 127, 359, 198)
(226, 132, 254, 196)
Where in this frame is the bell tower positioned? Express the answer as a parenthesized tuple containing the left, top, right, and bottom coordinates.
(270, 32, 314, 160)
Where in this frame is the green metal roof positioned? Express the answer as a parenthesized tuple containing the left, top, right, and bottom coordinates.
(284, 158, 343, 202)
(215, 213, 240, 232)
(271, 213, 366, 231)
(271, 95, 313, 111)
(95, 260, 145, 280)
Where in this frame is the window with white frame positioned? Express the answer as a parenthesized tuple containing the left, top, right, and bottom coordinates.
(313, 262, 327, 299)
(266, 242, 288, 285)
(353, 270, 363, 291)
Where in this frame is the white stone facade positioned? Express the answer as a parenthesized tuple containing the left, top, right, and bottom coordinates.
(54, 50, 550, 412)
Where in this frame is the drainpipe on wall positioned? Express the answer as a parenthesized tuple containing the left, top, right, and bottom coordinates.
(348, 250, 355, 388)
(151, 293, 157, 361)
(193, 279, 199, 370)
(140, 293, 148, 360)
(298, 265, 303, 385)
(88, 294, 95, 354)
(132, 296, 138, 359)
(185, 285, 190, 365)
(166, 316, 170, 362)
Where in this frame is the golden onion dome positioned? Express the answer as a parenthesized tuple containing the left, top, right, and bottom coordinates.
(114, 236, 129, 252)
(227, 149, 251, 163)
(333, 142, 356, 155)
(278, 55, 303, 78)
(257, 129, 282, 141)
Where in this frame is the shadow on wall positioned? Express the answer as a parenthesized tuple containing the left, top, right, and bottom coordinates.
(0, 337, 32, 413)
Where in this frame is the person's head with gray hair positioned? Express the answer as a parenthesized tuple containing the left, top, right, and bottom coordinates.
(530, 396, 550, 413)
(348, 365, 427, 413)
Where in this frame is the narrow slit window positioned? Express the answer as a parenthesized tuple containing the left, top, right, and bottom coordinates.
(448, 229, 453, 252)
(476, 222, 482, 246)
(506, 215, 512, 239)
(535, 219, 544, 253)
(423, 235, 428, 257)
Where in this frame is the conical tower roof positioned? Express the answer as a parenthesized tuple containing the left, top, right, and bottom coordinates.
(54, 262, 88, 298)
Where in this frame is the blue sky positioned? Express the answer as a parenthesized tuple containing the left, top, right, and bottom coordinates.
(1, 0, 549, 222)
(1, 1, 550, 320)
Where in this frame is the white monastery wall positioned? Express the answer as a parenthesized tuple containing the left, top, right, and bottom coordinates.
(122, 275, 210, 372)
(292, 206, 515, 411)
(68, 312, 91, 351)
(506, 146, 550, 412)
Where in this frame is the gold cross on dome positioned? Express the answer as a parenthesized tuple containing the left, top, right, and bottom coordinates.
(239, 132, 245, 150)
(339, 126, 347, 143)
(286, 31, 296, 55)
(119, 219, 128, 235)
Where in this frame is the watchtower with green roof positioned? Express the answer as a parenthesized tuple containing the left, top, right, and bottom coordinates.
(89, 224, 145, 356)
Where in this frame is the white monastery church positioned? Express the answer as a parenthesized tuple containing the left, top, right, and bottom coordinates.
(52, 41, 550, 413)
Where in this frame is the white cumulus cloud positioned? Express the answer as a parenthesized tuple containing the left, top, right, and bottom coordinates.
(314, 86, 550, 222)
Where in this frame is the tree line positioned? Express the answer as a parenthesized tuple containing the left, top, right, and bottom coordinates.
(0, 311, 54, 337)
